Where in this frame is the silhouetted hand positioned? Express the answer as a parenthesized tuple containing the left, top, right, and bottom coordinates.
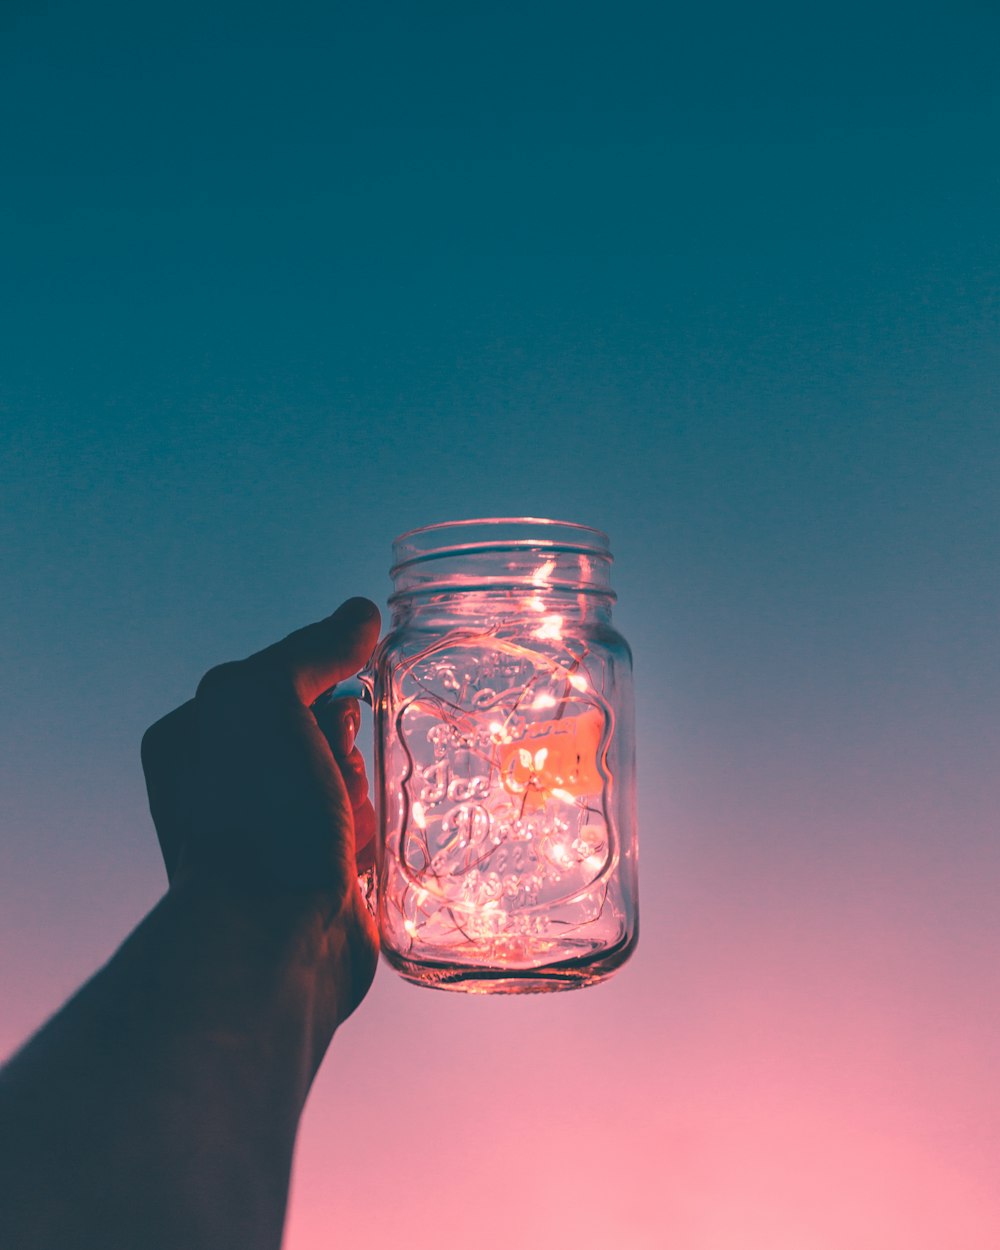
(140, 594, 382, 1022)
(0, 597, 384, 1250)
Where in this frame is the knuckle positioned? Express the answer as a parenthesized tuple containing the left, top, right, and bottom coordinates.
(341, 746, 366, 774)
(354, 800, 376, 847)
(140, 721, 162, 771)
(195, 660, 250, 703)
(196, 658, 300, 716)
(341, 748, 368, 781)
(141, 701, 195, 772)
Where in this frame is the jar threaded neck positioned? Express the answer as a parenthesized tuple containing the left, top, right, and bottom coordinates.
(389, 517, 614, 606)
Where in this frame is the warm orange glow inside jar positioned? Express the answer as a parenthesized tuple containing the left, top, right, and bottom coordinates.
(370, 518, 638, 992)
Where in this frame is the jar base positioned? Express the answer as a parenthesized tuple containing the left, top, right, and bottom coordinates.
(381, 931, 636, 994)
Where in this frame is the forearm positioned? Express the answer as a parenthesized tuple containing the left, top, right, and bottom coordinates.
(0, 880, 351, 1250)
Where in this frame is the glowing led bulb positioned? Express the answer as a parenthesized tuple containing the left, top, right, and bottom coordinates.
(534, 614, 564, 641)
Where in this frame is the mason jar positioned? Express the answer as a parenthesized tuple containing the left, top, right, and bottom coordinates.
(369, 517, 638, 993)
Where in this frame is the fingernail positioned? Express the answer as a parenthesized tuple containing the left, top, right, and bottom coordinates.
(322, 697, 359, 756)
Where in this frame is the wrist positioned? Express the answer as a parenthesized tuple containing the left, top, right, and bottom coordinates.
(140, 877, 376, 1086)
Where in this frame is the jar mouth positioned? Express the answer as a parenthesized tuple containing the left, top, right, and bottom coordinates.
(391, 517, 611, 574)
(389, 517, 614, 605)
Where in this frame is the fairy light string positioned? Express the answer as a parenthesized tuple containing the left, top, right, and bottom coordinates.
(380, 575, 621, 965)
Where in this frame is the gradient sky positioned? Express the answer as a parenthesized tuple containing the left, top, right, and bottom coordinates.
(2, 2, 999, 1247)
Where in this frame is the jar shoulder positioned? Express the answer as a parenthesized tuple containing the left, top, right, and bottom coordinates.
(374, 618, 632, 666)
(585, 621, 633, 665)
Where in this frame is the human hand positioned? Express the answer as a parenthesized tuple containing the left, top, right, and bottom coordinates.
(0, 599, 384, 1250)
(140, 596, 382, 1025)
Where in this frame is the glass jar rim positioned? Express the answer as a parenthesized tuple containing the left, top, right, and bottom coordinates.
(391, 516, 611, 576)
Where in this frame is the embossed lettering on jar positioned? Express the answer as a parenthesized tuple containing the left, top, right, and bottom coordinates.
(371, 518, 638, 993)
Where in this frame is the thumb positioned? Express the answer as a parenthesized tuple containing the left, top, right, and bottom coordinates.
(247, 597, 381, 704)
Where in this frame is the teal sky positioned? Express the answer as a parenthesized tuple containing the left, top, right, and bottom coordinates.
(3, 3, 999, 1246)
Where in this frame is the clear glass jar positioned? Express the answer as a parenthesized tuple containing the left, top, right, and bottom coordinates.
(369, 518, 638, 993)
